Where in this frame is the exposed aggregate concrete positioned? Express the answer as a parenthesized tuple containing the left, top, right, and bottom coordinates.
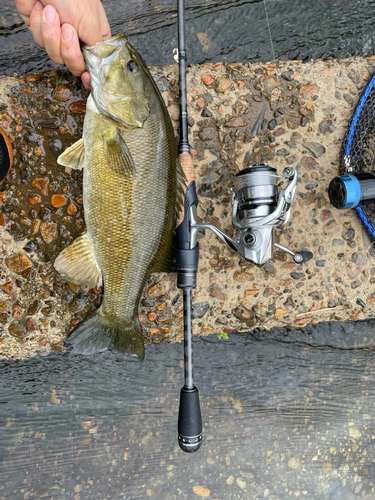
(1, 56, 375, 359)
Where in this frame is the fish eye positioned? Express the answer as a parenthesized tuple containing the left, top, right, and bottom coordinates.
(127, 60, 138, 73)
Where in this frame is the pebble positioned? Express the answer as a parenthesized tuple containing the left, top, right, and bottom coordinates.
(233, 305, 257, 326)
(236, 478, 247, 490)
(216, 78, 233, 93)
(346, 263, 361, 280)
(356, 298, 366, 308)
(300, 84, 319, 99)
(332, 238, 343, 247)
(316, 260, 326, 267)
(51, 194, 67, 208)
(349, 427, 362, 439)
(8, 322, 25, 338)
(225, 116, 247, 127)
(301, 156, 319, 170)
(54, 84, 72, 102)
(288, 457, 300, 469)
(198, 127, 217, 141)
(268, 119, 277, 130)
(233, 271, 254, 282)
(291, 272, 305, 279)
(23, 241, 37, 253)
(342, 228, 355, 241)
(208, 283, 225, 301)
(192, 485, 211, 497)
(201, 109, 212, 117)
(319, 120, 336, 135)
(67, 203, 78, 215)
(322, 461, 333, 474)
(335, 77, 348, 89)
(69, 100, 86, 114)
(201, 73, 215, 86)
(343, 93, 354, 104)
(40, 222, 58, 244)
(192, 302, 210, 319)
(6, 252, 33, 274)
(303, 141, 326, 158)
(31, 178, 49, 197)
(281, 71, 293, 81)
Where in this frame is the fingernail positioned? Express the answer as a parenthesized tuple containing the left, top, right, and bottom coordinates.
(62, 24, 74, 43)
(35, 1, 43, 11)
(45, 5, 56, 23)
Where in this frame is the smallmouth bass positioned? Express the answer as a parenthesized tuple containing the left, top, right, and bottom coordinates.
(55, 33, 185, 358)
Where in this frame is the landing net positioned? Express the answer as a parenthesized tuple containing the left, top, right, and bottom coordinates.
(341, 73, 375, 239)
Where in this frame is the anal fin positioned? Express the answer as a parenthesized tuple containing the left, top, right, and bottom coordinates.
(54, 232, 102, 288)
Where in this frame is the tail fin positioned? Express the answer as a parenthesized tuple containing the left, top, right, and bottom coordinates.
(64, 308, 145, 359)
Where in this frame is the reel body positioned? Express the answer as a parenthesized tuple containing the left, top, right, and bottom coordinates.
(191, 164, 307, 266)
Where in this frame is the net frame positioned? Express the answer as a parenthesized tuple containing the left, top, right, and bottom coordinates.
(340, 73, 375, 239)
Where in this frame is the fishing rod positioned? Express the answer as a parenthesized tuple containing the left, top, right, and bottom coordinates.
(175, 0, 203, 454)
(174, 0, 314, 454)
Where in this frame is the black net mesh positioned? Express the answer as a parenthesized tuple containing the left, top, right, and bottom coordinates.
(0, 132, 10, 183)
(340, 76, 375, 235)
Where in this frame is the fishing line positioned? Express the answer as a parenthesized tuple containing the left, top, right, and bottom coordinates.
(263, 0, 277, 71)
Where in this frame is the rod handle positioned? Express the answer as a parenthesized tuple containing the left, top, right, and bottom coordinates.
(177, 153, 196, 225)
(178, 386, 202, 453)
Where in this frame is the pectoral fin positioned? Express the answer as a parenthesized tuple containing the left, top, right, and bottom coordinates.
(57, 138, 85, 170)
(54, 232, 102, 288)
(103, 129, 136, 176)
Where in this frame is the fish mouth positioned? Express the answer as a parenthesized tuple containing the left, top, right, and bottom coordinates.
(82, 33, 127, 55)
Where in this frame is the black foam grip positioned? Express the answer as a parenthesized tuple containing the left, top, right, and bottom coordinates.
(178, 386, 202, 453)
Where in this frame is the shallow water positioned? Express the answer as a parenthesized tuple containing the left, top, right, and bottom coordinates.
(3, 0, 375, 75)
(1, 320, 375, 499)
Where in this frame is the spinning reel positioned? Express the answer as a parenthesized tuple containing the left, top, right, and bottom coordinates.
(190, 163, 312, 266)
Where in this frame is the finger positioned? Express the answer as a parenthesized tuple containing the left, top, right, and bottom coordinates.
(76, 7, 103, 46)
(14, 0, 38, 26)
(18, 13, 31, 27)
(81, 72, 91, 91)
(60, 24, 86, 77)
(98, 2, 111, 40)
(29, 1, 44, 48)
(41, 5, 64, 65)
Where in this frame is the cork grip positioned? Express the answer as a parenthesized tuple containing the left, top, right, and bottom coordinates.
(177, 153, 196, 225)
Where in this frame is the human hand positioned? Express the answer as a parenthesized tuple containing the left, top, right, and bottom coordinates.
(14, 0, 111, 90)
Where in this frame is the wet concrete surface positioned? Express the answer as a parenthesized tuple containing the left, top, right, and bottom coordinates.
(2, 57, 375, 358)
(1, 320, 375, 499)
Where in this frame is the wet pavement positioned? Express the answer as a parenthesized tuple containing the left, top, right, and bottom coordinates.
(2, 57, 375, 358)
(1, 320, 375, 499)
(4, 0, 375, 74)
